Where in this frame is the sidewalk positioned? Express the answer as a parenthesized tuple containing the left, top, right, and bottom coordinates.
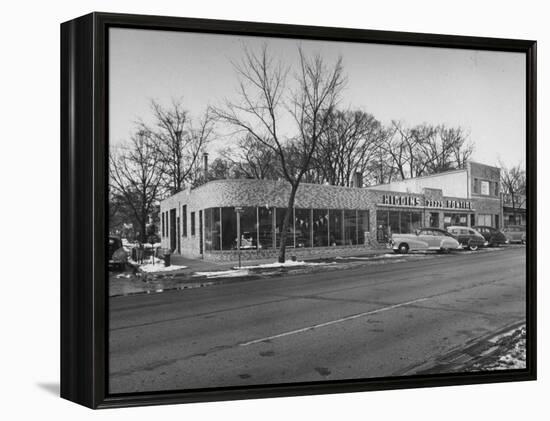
(170, 247, 393, 271)
(109, 247, 394, 298)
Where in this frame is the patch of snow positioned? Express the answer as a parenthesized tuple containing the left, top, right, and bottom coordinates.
(143, 243, 162, 249)
(139, 263, 187, 273)
(237, 260, 333, 269)
(480, 326, 526, 371)
(347, 254, 425, 260)
(194, 269, 249, 278)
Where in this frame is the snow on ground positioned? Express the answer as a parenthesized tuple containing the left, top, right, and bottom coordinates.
(194, 269, 249, 278)
(348, 253, 424, 260)
(193, 260, 335, 278)
(237, 260, 335, 269)
(139, 263, 188, 273)
(483, 326, 526, 370)
(130, 256, 187, 273)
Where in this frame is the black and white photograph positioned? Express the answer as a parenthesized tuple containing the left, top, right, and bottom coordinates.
(107, 26, 529, 394)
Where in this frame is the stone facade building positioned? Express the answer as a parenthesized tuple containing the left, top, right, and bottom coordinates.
(160, 161, 503, 261)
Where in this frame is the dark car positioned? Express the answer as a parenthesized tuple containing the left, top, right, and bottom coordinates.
(473, 226, 508, 247)
(446, 226, 487, 251)
(108, 236, 128, 270)
(502, 225, 526, 244)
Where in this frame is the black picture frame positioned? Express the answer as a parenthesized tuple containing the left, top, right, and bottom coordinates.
(60, 11, 537, 409)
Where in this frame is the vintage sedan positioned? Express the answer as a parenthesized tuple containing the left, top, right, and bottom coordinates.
(391, 228, 460, 254)
(502, 225, 526, 244)
(446, 226, 487, 251)
(473, 225, 508, 246)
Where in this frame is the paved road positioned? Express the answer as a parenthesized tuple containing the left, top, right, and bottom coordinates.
(109, 247, 526, 393)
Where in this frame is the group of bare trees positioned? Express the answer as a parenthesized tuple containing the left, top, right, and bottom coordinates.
(109, 101, 214, 242)
(211, 45, 475, 193)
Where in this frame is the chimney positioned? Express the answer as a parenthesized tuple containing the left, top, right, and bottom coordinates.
(203, 152, 209, 182)
(354, 171, 363, 188)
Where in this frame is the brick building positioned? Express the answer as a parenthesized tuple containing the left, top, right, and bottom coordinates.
(160, 161, 503, 261)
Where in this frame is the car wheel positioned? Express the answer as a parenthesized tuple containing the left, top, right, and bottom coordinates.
(398, 243, 409, 254)
(468, 242, 478, 251)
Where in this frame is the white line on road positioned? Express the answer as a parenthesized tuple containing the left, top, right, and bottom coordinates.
(239, 297, 430, 347)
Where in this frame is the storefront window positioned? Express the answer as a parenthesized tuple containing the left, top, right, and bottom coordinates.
(429, 212, 439, 228)
(476, 214, 492, 227)
(399, 211, 410, 234)
(275, 208, 294, 248)
(376, 210, 389, 242)
(294, 208, 312, 248)
(258, 207, 274, 249)
(358, 210, 370, 245)
(376, 209, 422, 236)
(411, 212, 422, 232)
(204, 208, 212, 251)
(313, 209, 329, 247)
(388, 210, 400, 236)
(239, 207, 258, 249)
(343, 210, 358, 245)
(212, 208, 221, 250)
(221, 207, 236, 249)
(329, 209, 343, 246)
(203, 208, 221, 251)
(444, 213, 468, 228)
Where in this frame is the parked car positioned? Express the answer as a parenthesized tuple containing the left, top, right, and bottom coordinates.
(446, 226, 487, 251)
(502, 225, 526, 244)
(108, 236, 128, 271)
(473, 226, 509, 247)
(391, 228, 460, 254)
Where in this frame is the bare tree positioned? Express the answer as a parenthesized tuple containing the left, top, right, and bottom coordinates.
(308, 109, 385, 186)
(109, 130, 165, 243)
(379, 121, 410, 180)
(213, 44, 346, 262)
(499, 162, 526, 225)
(419, 125, 473, 173)
(141, 99, 214, 195)
(381, 122, 474, 180)
(220, 134, 280, 179)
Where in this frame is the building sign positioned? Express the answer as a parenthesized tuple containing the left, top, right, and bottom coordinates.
(381, 194, 420, 206)
(380, 194, 472, 210)
(444, 200, 472, 209)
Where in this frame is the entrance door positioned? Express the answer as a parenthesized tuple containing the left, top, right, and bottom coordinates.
(169, 209, 177, 252)
(199, 210, 203, 255)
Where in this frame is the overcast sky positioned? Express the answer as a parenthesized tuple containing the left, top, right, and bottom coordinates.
(109, 27, 526, 168)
